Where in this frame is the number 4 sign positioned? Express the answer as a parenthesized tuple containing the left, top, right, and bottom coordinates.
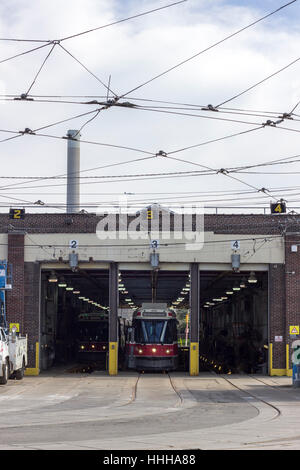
(231, 240, 240, 250)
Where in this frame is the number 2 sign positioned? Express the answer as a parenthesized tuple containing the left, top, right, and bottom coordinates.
(69, 240, 79, 249)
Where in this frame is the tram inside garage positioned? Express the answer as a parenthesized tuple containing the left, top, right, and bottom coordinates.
(40, 266, 268, 374)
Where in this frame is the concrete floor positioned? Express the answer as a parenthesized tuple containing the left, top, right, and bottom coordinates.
(0, 368, 299, 450)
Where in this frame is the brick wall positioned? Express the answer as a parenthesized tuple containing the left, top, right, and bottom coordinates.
(24, 262, 40, 368)
(285, 234, 300, 370)
(6, 233, 25, 332)
(0, 212, 299, 234)
(269, 264, 286, 370)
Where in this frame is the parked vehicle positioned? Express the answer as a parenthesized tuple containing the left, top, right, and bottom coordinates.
(0, 326, 27, 384)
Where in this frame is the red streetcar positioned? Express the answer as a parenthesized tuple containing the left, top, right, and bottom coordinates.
(126, 303, 178, 371)
(76, 312, 108, 361)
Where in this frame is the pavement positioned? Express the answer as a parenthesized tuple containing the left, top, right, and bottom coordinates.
(0, 367, 299, 450)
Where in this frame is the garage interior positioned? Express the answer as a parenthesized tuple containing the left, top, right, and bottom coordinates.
(200, 270, 268, 374)
(40, 267, 268, 374)
(40, 268, 110, 370)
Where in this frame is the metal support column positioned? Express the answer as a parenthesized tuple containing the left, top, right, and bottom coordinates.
(190, 263, 199, 376)
(109, 262, 119, 375)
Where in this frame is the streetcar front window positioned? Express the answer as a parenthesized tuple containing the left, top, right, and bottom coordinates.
(77, 322, 108, 342)
(134, 319, 177, 344)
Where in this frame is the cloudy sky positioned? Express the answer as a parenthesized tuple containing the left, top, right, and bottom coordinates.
(0, 0, 300, 213)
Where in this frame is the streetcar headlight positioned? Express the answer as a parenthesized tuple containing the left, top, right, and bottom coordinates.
(166, 349, 170, 354)
(80, 345, 85, 350)
(91, 344, 95, 349)
(102, 346, 106, 350)
(152, 348, 157, 353)
(138, 349, 143, 354)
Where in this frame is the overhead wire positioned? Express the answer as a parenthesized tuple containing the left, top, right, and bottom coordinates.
(0, 41, 53, 65)
(0, 155, 157, 191)
(24, 42, 57, 96)
(58, 0, 188, 42)
(0, 1, 298, 215)
(1, 134, 300, 194)
(119, 0, 297, 97)
(215, 54, 300, 108)
(58, 43, 118, 97)
(162, 154, 285, 204)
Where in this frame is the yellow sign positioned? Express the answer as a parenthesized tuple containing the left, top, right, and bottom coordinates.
(9, 323, 20, 332)
(290, 325, 299, 335)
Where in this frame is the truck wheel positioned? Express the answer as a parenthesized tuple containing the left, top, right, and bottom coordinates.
(0, 360, 9, 385)
(15, 359, 25, 380)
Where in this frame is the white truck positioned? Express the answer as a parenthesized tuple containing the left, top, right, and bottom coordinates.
(0, 326, 27, 384)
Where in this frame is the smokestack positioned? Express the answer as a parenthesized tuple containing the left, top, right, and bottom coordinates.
(66, 129, 81, 213)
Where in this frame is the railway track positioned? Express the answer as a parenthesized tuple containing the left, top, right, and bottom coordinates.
(220, 373, 281, 420)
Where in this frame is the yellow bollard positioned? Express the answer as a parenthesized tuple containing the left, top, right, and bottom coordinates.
(109, 342, 118, 376)
(190, 342, 199, 376)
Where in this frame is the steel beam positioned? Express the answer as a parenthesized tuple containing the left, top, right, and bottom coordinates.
(190, 263, 199, 375)
(109, 262, 119, 375)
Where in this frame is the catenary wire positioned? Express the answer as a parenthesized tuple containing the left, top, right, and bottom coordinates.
(58, 43, 119, 97)
(215, 54, 300, 108)
(25, 42, 57, 96)
(58, 1, 188, 42)
(119, 0, 297, 97)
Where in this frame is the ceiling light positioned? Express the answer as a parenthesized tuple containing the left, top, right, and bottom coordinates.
(248, 271, 257, 284)
(58, 276, 67, 287)
(48, 270, 58, 283)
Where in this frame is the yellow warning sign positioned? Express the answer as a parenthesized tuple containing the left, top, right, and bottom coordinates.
(9, 323, 20, 332)
(290, 325, 299, 335)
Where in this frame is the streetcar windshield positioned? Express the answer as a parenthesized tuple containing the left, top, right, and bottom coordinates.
(77, 321, 108, 342)
(134, 319, 177, 344)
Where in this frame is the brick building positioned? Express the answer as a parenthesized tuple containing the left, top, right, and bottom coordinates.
(1, 211, 299, 376)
